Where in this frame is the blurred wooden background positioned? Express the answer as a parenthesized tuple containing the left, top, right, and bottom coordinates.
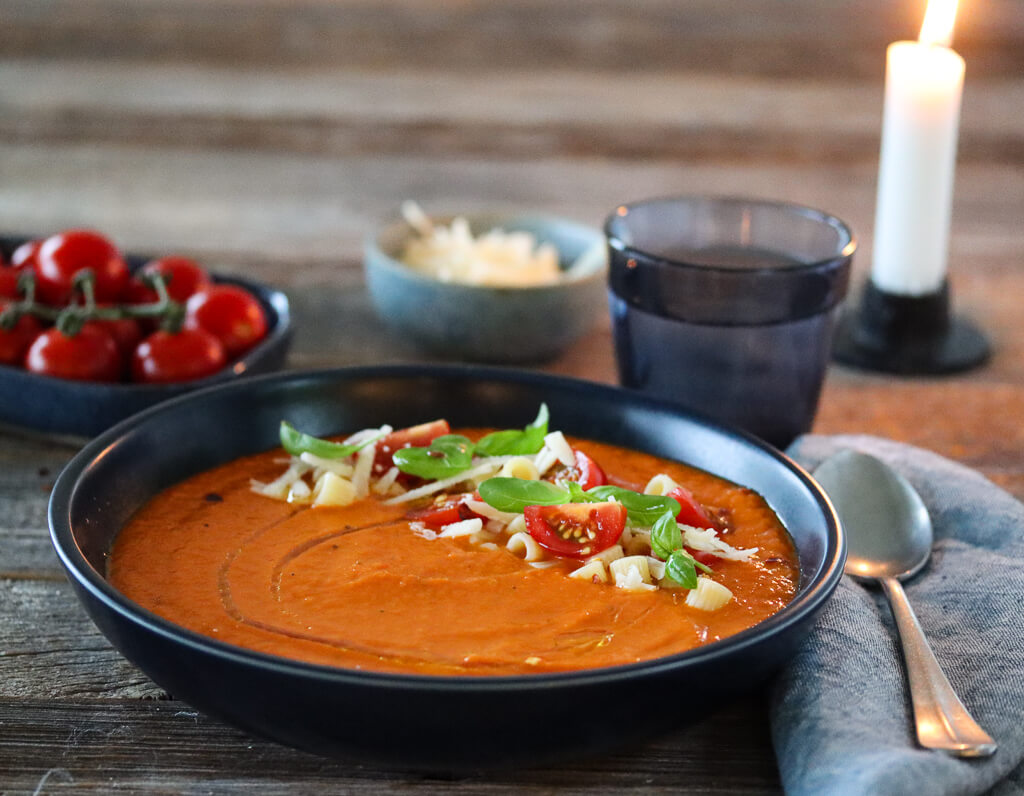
(1, 0, 1022, 791)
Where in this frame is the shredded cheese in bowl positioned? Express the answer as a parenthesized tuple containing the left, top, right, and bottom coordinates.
(398, 201, 563, 287)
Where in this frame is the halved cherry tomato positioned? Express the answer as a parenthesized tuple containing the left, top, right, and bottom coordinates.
(25, 323, 122, 382)
(185, 284, 267, 358)
(372, 419, 451, 476)
(544, 449, 608, 491)
(131, 328, 227, 384)
(406, 493, 482, 529)
(0, 302, 43, 365)
(33, 230, 130, 306)
(10, 240, 41, 271)
(123, 256, 212, 304)
(667, 486, 718, 529)
(524, 501, 626, 559)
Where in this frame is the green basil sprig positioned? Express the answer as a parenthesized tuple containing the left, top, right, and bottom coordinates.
(587, 486, 680, 526)
(392, 434, 475, 480)
(665, 550, 700, 589)
(477, 477, 573, 513)
(649, 508, 713, 588)
(280, 421, 379, 459)
(474, 404, 549, 457)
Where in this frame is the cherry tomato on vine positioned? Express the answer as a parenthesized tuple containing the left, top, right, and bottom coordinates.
(25, 323, 123, 382)
(91, 309, 144, 356)
(666, 486, 718, 529)
(184, 284, 267, 358)
(33, 230, 130, 306)
(123, 256, 212, 304)
(524, 501, 626, 559)
(0, 302, 43, 365)
(131, 328, 227, 384)
(10, 240, 41, 272)
(0, 267, 22, 300)
(372, 419, 451, 476)
(543, 449, 608, 491)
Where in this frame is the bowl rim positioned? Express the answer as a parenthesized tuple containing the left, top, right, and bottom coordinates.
(49, 363, 845, 692)
(364, 213, 608, 291)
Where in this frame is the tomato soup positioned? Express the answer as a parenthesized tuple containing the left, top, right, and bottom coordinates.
(109, 432, 798, 676)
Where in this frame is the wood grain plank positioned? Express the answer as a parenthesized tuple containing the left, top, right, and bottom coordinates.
(0, 696, 780, 793)
(1, 60, 1020, 164)
(1, 143, 1021, 278)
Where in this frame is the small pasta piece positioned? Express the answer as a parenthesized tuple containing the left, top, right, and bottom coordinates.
(644, 473, 680, 496)
(543, 431, 575, 467)
(586, 544, 624, 567)
(533, 447, 558, 476)
(478, 542, 500, 551)
(569, 560, 608, 584)
(439, 518, 484, 538)
(506, 531, 545, 562)
(312, 472, 357, 507)
(528, 560, 562, 569)
(505, 514, 528, 536)
(623, 530, 651, 557)
(609, 556, 656, 591)
(646, 556, 667, 580)
(499, 456, 540, 480)
(685, 577, 734, 611)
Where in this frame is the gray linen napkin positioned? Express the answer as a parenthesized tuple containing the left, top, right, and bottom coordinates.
(775, 434, 1024, 796)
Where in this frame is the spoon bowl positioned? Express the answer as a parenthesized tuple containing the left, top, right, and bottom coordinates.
(813, 449, 931, 581)
(814, 449, 997, 758)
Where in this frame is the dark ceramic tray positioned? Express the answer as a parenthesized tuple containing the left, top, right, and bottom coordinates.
(48, 365, 844, 770)
(0, 235, 292, 438)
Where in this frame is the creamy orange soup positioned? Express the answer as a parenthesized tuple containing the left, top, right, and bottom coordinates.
(109, 432, 798, 676)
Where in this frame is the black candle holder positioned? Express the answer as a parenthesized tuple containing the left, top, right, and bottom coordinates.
(832, 279, 990, 374)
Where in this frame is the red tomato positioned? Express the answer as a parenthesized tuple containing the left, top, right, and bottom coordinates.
(686, 549, 723, 568)
(124, 256, 212, 304)
(10, 240, 41, 272)
(406, 494, 483, 529)
(667, 486, 718, 529)
(91, 310, 144, 356)
(34, 230, 130, 306)
(0, 267, 22, 300)
(0, 303, 43, 365)
(372, 419, 451, 476)
(544, 449, 608, 491)
(25, 323, 123, 382)
(131, 329, 227, 384)
(184, 284, 267, 358)
(524, 501, 626, 559)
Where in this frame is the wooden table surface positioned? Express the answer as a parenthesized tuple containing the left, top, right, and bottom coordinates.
(2, 0, 1022, 791)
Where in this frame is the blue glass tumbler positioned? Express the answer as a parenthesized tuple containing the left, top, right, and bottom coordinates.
(606, 196, 855, 449)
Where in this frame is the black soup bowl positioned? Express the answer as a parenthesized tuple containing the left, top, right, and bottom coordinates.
(49, 365, 844, 770)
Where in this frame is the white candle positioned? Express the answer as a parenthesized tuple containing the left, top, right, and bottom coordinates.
(871, 0, 964, 296)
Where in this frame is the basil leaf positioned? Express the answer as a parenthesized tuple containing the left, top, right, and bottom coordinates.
(564, 481, 602, 504)
(665, 550, 699, 589)
(650, 510, 683, 560)
(475, 403, 550, 457)
(477, 477, 571, 513)
(280, 421, 374, 460)
(586, 486, 681, 526)
(393, 434, 475, 480)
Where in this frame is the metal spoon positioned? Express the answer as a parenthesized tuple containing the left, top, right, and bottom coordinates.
(813, 449, 997, 757)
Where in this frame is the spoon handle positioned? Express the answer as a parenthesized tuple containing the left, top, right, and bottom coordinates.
(880, 577, 997, 757)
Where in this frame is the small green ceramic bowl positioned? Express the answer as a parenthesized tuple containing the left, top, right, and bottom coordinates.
(364, 214, 607, 363)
